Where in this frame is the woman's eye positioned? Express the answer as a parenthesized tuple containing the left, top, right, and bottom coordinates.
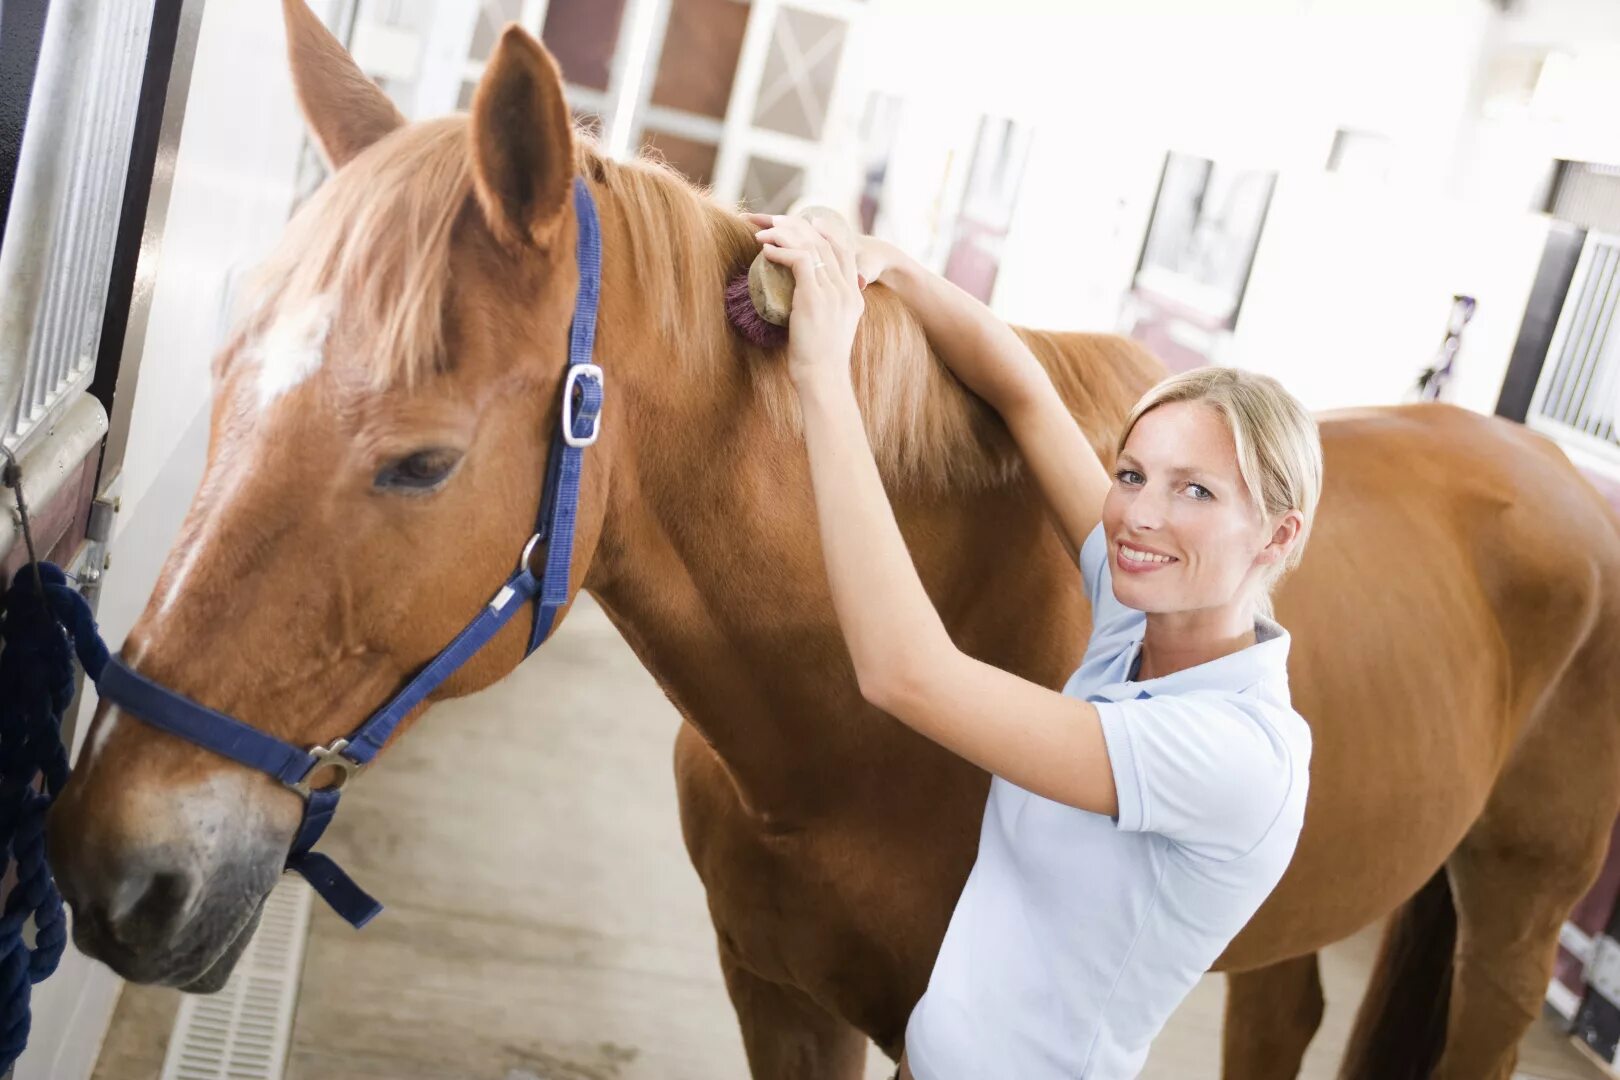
(375, 449, 463, 493)
(1186, 483, 1213, 501)
(1115, 469, 1143, 486)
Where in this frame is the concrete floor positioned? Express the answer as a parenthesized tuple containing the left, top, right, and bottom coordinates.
(91, 595, 1607, 1080)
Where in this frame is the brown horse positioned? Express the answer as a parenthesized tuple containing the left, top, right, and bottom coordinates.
(47, 7, 1620, 1078)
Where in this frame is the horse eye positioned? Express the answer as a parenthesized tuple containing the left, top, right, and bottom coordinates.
(375, 448, 462, 493)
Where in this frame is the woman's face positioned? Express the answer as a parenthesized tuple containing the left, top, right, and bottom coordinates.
(1101, 401, 1294, 618)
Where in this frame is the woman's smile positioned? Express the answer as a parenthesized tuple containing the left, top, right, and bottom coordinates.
(1116, 541, 1179, 574)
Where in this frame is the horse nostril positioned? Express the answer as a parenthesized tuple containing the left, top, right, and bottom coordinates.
(107, 869, 198, 950)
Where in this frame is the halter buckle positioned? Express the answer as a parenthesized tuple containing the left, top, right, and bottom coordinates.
(562, 364, 604, 449)
(291, 738, 363, 797)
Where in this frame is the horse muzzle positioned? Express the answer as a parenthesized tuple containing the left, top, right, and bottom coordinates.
(52, 833, 281, 990)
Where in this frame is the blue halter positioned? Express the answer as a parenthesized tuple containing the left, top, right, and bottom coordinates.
(93, 177, 605, 929)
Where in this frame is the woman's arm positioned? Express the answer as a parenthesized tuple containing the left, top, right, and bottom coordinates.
(750, 215, 1118, 816)
(861, 240, 1112, 563)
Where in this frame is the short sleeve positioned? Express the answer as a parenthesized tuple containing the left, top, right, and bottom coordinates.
(1079, 523, 1145, 652)
(1095, 692, 1296, 861)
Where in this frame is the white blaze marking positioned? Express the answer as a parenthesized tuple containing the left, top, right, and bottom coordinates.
(83, 706, 122, 771)
(157, 528, 208, 619)
(253, 295, 335, 410)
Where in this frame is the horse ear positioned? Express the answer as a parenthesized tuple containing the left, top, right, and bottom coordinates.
(281, 0, 405, 170)
(470, 27, 575, 249)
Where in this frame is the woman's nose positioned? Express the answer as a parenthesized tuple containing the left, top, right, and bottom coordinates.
(1121, 486, 1167, 530)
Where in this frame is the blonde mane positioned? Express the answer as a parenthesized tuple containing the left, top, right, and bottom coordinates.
(244, 115, 1151, 495)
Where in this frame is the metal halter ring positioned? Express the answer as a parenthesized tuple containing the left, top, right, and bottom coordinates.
(562, 364, 604, 449)
(519, 532, 543, 573)
(290, 738, 364, 797)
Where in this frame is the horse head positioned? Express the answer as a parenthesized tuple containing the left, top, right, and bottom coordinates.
(47, 0, 609, 991)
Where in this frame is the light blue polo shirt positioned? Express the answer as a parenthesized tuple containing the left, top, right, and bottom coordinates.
(905, 523, 1311, 1079)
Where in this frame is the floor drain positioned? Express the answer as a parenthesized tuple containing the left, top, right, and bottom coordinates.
(158, 877, 313, 1080)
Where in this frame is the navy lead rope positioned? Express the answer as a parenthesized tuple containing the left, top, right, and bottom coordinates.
(94, 176, 606, 929)
(0, 436, 110, 1072)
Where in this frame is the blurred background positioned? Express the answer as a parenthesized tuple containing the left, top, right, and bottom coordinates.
(208, 0, 1620, 471)
(8, 0, 1620, 1076)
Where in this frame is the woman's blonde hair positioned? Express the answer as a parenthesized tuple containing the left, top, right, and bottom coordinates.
(1117, 367, 1323, 596)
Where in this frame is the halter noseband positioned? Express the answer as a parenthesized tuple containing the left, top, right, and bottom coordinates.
(93, 177, 606, 928)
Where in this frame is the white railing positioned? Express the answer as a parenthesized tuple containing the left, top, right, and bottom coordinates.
(1529, 232, 1620, 474)
(0, 0, 154, 456)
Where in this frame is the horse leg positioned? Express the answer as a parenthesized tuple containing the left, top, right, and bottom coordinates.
(1427, 832, 1600, 1080)
(1337, 868, 1456, 1080)
(1428, 686, 1618, 1079)
(1221, 952, 1324, 1080)
(719, 948, 870, 1080)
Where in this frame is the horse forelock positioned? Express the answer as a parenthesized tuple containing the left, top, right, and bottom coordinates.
(241, 117, 474, 393)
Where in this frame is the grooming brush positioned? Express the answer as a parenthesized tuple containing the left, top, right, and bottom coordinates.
(726, 205, 863, 348)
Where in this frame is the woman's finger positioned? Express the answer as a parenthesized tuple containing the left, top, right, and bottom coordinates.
(811, 220, 859, 285)
(761, 216, 838, 264)
(759, 241, 827, 296)
(757, 227, 840, 283)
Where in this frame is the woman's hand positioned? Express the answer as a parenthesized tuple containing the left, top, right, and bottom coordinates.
(747, 212, 865, 387)
(854, 234, 901, 288)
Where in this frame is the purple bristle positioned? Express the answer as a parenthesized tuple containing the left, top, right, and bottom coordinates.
(725, 273, 788, 348)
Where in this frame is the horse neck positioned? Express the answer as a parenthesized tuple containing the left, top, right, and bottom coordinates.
(575, 178, 1152, 823)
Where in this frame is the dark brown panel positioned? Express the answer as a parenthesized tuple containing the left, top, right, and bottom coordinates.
(649, 0, 748, 120)
(541, 0, 628, 92)
(0, 446, 98, 585)
(642, 129, 718, 187)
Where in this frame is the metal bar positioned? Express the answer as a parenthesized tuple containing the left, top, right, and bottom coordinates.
(1538, 238, 1603, 418)
(1568, 245, 1620, 436)
(97, 0, 207, 486)
(0, 0, 96, 445)
(1502, 223, 1585, 423)
(1547, 244, 1612, 424)
(0, 0, 157, 456)
(0, 0, 52, 255)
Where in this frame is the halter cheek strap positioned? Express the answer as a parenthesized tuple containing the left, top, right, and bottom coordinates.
(93, 177, 605, 929)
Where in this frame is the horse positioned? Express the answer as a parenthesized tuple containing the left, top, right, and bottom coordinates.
(47, 6, 1620, 1078)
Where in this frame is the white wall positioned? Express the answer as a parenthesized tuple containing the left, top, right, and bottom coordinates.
(1229, 173, 1549, 414)
(848, 0, 1615, 416)
(110, 5, 314, 533)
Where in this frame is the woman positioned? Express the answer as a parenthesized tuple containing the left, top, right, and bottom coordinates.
(746, 211, 1322, 1079)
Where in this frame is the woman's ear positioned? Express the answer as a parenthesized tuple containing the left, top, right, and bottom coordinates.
(1259, 511, 1305, 566)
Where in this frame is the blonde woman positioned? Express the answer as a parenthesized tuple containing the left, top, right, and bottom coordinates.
(746, 212, 1323, 1080)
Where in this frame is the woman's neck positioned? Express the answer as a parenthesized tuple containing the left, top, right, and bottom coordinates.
(1137, 603, 1258, 681)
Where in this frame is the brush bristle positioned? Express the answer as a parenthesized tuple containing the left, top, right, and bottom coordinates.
(725, 273, 788, 349)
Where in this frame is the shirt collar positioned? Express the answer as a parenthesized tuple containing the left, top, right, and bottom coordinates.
(1090, 615, 1291, 702)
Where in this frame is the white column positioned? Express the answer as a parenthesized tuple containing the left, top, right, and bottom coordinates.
(604, 0, 674, 159)
(712, 0, 781, 205)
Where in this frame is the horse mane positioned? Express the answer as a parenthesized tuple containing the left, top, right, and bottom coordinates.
(244, 115, 1151, 495)
(579, 136, 1158, 494)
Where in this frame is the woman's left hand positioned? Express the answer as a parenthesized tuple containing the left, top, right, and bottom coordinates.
(746, 212, 865, 387)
